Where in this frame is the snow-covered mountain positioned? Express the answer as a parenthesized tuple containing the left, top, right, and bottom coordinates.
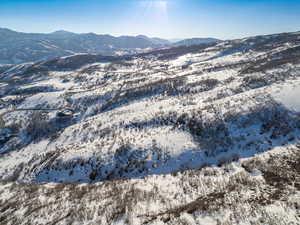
(0, 28, 172, 64)
(173, 37, 222, 46)
(0, 31, 300, 224)
(0, 28, 222, 65)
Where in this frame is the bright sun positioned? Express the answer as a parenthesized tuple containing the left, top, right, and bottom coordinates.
(139, 0, 169, 22)
(140, 0, 168, 11)
(130, 0, 170, 34)
(154, 1, 168, 9)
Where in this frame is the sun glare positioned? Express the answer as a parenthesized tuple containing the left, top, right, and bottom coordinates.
(154, 1, 168, 9)
(140, 0, 168, 10)
(139, 0, 169, 23)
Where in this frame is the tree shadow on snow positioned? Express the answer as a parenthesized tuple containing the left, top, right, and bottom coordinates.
(32, 100, 300, 183)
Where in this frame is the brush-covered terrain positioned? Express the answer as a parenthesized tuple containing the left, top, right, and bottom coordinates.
(0, 31, 300, 225)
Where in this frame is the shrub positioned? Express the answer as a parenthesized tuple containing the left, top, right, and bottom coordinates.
(217, 154, 240, 167)
(89, 170, 98, 181)
(26, 112, 50, 141)
(187, 78, 219, 92)
(0, 114, 5, 129)
(242, 75, 268, 89)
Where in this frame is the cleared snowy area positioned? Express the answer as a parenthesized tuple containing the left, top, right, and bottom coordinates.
(272, 80, 300, 112)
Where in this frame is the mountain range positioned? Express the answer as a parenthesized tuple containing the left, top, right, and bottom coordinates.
(0, 28, 221, 64)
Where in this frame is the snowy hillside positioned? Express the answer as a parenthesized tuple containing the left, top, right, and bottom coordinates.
(0, 31, 300, 224)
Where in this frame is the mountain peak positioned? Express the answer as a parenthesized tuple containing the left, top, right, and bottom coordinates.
(51, 30, 75, 35)
(173, 37, 222, 46)
(0, 27, 17, 33)
(136, 35, 149, 39)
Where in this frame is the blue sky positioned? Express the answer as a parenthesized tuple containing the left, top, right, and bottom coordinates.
(1, 0, 300, 39)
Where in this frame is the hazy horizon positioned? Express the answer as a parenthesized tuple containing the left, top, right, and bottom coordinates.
(1, 0, 300, 39)
(2, 26, 300, 42)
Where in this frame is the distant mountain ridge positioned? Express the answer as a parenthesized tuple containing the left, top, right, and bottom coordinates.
(173, 37, 222, 46)
(0, 28, 221, 64)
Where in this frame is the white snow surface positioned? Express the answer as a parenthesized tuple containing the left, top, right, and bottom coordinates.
(1, 31, 300, 224)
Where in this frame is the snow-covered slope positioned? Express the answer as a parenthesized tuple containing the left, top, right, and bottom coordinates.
(0, 31, 300, 224)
